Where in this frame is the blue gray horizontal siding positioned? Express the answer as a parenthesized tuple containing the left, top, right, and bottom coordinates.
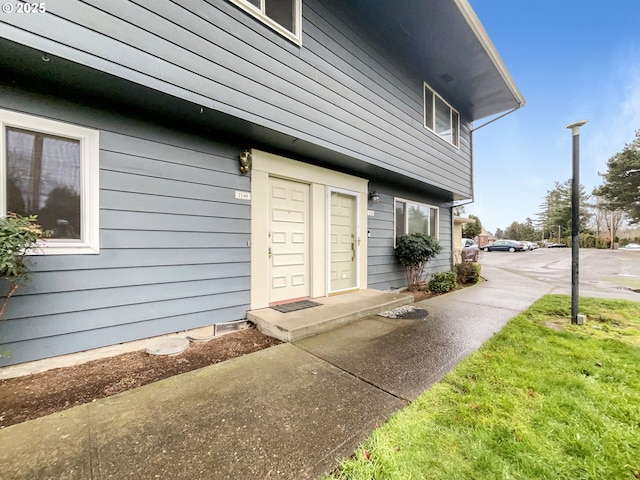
(0, 0, 472, 198)
(0, 87, 250, 366)
(367, 189, 452, 291)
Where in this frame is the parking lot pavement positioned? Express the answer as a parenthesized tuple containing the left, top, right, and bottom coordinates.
(479, 247, 640, 301)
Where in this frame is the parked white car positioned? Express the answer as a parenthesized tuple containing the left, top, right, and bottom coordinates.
(520, 241, 532, 251)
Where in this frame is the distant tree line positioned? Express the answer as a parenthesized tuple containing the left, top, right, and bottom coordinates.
(488, 130, 640, 247)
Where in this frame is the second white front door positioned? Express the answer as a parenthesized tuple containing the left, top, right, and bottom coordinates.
(329, 190, 358, 293)
(269, 176, 310, 303)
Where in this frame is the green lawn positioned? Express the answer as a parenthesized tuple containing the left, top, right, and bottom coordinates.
(325, 295, 640, 480)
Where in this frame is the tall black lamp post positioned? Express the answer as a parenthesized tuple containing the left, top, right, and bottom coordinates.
(566, 120, 587, 324)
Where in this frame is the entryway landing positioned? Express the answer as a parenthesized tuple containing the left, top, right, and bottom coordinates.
(247, 289, 414, 342)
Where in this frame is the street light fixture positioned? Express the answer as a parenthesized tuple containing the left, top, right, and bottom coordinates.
(566, 120, 588, 325)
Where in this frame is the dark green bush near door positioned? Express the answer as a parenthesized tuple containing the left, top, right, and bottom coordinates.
(428, 271, 457, 293)
(455, 261, 481, 284)
(395, 233, 442, 291)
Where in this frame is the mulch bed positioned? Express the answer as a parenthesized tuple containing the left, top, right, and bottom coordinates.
(0, 326, 281, 428)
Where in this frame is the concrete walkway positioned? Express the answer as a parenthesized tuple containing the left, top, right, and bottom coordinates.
(0, 266, 553, 480)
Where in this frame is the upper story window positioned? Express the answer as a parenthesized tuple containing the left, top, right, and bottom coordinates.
(394, 198, 439, 247)
(228, 0, 302, 44)
(1, 109, 100, 254)
(424, 82, 460, 148)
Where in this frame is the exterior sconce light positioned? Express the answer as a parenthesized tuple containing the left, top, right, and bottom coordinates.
(239, 150, 251, 174)
(368, 190, 380, 204)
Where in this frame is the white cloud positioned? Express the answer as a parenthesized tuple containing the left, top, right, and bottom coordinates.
(584, 43, 640, 190)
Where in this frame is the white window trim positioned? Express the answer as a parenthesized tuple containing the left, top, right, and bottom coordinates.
(423, 81, 460, 148)
(227, 0, 302, 45)
(393, 197, 439, 248)
(1, 108, 100, 255)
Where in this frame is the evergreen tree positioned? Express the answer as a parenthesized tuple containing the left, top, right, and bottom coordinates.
(462, 215, 482, 239)
(593, 130, 640, 224)
(539, 180, 592, 238)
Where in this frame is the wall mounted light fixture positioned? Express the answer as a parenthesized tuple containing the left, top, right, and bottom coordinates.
(239, 150, 252, 174)
(368, 190, 380, 204)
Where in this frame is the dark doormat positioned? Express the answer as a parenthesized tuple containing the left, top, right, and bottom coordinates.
(271, 300, 322, 313)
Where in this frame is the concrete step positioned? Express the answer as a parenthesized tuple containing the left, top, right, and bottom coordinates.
(247, 289, 414, 342)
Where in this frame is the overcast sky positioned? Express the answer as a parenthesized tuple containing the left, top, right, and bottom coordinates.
(466, 0, 640, 234)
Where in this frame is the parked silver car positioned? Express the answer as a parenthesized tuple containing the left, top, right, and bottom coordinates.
(461, 238, 479, 261)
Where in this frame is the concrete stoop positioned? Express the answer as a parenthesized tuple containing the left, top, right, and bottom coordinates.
(247, 289, 414, 342)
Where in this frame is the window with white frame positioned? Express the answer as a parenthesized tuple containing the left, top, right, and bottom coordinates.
(1, 109, 99, 254)
(424, 82, 460, 147)
(394, 198, 439, 246)
(228, 0, 302, 44)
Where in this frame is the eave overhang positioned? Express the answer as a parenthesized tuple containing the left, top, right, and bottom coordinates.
(345, 0, 525, 121)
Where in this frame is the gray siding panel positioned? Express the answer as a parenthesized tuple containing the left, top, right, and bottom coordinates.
(101, 191, 251, 219)
(3, 284, 249, 339)
(0, 87, 251, 366)
(0, 0, 473, 197)
(100, 210, 250, 234)
(19, 248, 250, 272)
(6, 263, 249, 296)
(2, 305, 247, 365)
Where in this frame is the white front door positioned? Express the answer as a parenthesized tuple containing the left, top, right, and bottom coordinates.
(329, 190, 359, 293)
(268, 176, 310, 303)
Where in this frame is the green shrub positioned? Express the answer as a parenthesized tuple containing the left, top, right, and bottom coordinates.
(469, 263, 481, 283)
(455, 261, 481, 284)
(428, 271, 457, 293)
(1, 213, 47, 319)
(574, 234, 610, 249)
(395, 233, 442, 291)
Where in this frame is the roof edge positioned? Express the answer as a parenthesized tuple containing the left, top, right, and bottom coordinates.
(453, 0, 526, 110)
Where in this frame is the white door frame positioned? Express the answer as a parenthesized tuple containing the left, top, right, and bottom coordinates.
(326, 187, 361, 294)
(250, 149, 368, 310)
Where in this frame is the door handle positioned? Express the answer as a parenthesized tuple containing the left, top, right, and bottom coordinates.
(351, 242, 355, 262)
(268, 247, 272, 258)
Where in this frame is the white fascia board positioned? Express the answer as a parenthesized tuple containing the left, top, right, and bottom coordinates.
(454, 0, 526, 109)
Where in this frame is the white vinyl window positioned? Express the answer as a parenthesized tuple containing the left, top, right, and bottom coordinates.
(228, 0, 302, 44)
(424, 82, 460, 148)
(1, 109, 99, 254)
(394, 198, 439, 247)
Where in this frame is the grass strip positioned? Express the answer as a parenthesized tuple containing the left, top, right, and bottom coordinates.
(325, 294, 640, 480)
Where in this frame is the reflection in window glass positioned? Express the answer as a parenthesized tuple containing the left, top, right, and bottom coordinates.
(230, 0, 298, 37)
(395, 199, 439, 246)
(424, 83, 459, 147)
(452, 110, 459, 147)
(408, 204, 428, 236)
(430, 207, 438, 237)
(424, 88, 434, 130)
(435, 96, 451, 143)
(266, 0, 294, 33)
(395, 201, 406, 245)
(5, 127, 81, 239)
